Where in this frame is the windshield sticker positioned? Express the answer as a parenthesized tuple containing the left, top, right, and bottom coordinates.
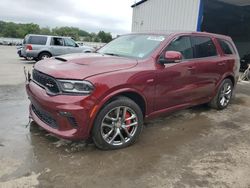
(147, 36, 165, 41)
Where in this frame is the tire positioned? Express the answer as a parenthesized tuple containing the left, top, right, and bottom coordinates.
(92, 96, 144, 150)
(25, 57, 33, 61)
(209, 79, 233, 110)
(38, 52, 51, 61)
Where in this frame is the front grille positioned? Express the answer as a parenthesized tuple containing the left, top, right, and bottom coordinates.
(32, 105, 58, 128)
(32, 69, 60, 94)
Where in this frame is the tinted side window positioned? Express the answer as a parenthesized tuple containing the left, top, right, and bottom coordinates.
(218, 39, 234, 55)
(164, 36, 193, 59)
(192, 36, 217, 58)
(51, 37, 64, 46)
(28, 36, 47, 45)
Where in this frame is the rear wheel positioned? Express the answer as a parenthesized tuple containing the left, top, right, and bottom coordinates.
(25, 57, 33, 61)
(209, 78, 233, 110)
(92, 97, 143, 150)
(38, 52, 51, 61)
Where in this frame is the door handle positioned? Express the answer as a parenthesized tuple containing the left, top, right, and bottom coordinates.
(146, 79, 154, 83)
(218, 62, 226, 66)
(187, 66, 195, 70)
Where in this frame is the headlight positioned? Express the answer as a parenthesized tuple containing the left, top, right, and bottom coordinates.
(58, 80, 94, 94)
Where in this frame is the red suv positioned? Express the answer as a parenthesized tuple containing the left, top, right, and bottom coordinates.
(26, 32, 240, 150)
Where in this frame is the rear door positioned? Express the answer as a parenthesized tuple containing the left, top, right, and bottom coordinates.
(191, 35, 222, 100)
(155, 35, 198, 110)
(217, 38, 238, 78)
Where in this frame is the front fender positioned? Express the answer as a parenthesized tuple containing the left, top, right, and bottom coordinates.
(86, 87, 147, 135)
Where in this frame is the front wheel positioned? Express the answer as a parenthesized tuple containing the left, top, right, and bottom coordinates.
(92, 97, 143, 150)
(209, 78, 233, 110)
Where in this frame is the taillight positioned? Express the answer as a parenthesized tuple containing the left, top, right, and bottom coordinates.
(26, 45, 32, 51)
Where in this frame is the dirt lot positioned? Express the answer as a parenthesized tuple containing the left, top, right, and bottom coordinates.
(0, 46, 250, 188)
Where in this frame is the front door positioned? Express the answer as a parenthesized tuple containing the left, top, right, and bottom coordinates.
(155, 36, 198, 111)
(64, 38, 82, 54)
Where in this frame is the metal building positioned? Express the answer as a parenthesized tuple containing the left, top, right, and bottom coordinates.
(131, 0, 250, 57)
(132, 0, 201, 32)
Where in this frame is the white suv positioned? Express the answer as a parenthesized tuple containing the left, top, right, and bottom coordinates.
(21, 34, 94, 61)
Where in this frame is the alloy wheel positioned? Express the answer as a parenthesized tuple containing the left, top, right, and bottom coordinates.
(101, 106, 138, 146)
(219, 82, 232, 107)
(42, 54, 50, 59)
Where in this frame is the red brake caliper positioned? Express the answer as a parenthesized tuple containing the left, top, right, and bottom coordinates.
(125, 112, 132, 132)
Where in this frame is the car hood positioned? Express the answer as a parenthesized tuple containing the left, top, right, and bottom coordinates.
(34, 53, 138, 79)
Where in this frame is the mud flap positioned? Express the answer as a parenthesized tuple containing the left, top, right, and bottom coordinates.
(24, 66, 31, 83)
(24, 66, 32, 128)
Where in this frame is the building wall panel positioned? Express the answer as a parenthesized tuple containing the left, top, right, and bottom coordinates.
(132, 0, 201, 32)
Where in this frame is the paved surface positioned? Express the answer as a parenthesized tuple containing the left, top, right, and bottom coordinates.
(0, 46, 250, 188)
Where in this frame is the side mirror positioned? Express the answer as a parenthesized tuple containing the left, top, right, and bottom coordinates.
(160, 51, 182, 64)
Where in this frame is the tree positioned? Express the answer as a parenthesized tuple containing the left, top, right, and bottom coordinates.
(23, 23, 40, 35)
(52, 26, 80, 40)
(97, 31, 112, 43)
(2, 22, 19, 38)
(0, 20, 113, 43)
(40, 27, 51, 35)
(0, 21, 5, 36)
(16, 27, 26, 38)
(78, 29, 90, 37)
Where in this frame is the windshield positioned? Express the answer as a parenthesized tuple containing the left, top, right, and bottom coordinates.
(98, 34, 166, 59)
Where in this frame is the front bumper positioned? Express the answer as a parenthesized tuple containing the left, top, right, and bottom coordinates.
(26, 81, 97, 140)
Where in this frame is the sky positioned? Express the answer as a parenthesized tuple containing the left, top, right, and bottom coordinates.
(0, 0, 137, 36)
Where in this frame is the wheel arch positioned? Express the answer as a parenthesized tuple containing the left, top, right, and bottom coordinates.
(224, 75, 235, 86)
(87, 89, 147, 135)
(108, 91, 146, 117)
(211, 73, 236, 99)
(38, 51, 52, 58)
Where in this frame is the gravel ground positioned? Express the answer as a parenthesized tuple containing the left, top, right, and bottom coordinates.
(0, 46, 250, 188)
